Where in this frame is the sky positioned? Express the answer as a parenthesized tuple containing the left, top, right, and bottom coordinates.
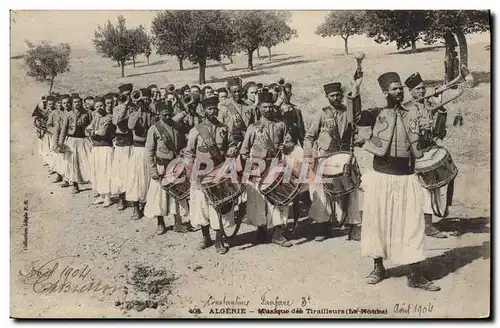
(10, 10, 368, 55)
(10, 10, 490, 56)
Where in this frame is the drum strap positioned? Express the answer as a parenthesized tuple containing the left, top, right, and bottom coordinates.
(430, 178, 455, 218)
(225, 102, 247, 130)
(195, 123, 225, 165)
(154, 122, 177, 154)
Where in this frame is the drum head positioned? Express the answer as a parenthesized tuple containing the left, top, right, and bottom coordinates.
(321, 152, 351, 176)
(415, 147, 448, 170)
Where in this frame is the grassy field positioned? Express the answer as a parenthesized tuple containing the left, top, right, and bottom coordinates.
(10, 35, 491, 318)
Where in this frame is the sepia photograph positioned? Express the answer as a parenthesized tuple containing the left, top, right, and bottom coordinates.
(9, 9, 491, 319)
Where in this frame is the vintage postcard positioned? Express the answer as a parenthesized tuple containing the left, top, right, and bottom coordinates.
(10, 10, 491, 319)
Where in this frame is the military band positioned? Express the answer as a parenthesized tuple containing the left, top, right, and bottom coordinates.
(32, 64, 462, 292)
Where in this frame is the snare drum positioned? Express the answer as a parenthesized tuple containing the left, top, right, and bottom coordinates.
(259, 160, 304, 207)
(201, 163, 243, 214)
(161, 161, 190, 201)
(414, 146, 458, 190)
(319, 151, 362, 198)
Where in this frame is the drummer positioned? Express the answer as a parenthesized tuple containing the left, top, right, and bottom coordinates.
(185, 95, 239, 255)
(404, 72, 449, 239)
(144, 101, 189, 235)
(303, 82, 362, 242)
(239, 91, 296, 247)
(353, 71, 441, 291)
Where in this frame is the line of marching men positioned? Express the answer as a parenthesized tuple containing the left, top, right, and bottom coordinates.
(33, 72, 452, 291)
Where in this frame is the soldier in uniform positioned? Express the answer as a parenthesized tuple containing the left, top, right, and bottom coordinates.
(32, 95, 51, 166)
(111, 83, 134, 210)
(126, 89, 155, 220)
(303, 82, 362, 242)
(185, 96, 239, 255)
(354, 72, 440, 291)
(240, 91, 296, 247)
(172, 92, 204, 134)
(218, 77, 256, 149)
(50, 95, 66, 183)
(144, 101, 189, 235)
(404, 72, 451, 239)
(58, 95, 92, 194)
(86, 96, 115, 207)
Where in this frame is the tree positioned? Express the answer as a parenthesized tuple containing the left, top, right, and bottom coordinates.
(153, 10, 234, 84)
(261, 11, 297, 62)
(24, 41, 71, 93)
(151, 11, 190, 71)
(130, 25, 150, 67)
(232, 11, 268, 70)
(423, 10, 490, 81)
(316, 11, 366, 55)
(93, 15, 135, 77)
(365, 10, 429, 52)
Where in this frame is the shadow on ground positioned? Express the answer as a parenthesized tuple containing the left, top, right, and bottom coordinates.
(386, 241, 490, 281)
(436, 216, 490, 236)
(388, 45, 445, 55)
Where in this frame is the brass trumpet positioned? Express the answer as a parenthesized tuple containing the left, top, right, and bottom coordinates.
(182, 93, 200, 107)
(131, 89, 143, 102)
(416, 66, 470, 102)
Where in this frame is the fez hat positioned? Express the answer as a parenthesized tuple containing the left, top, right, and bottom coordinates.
(41, 96, 47, 100)
(46, 95, 55, 101)
(110, 92, 119, 98)
(70, 92, 80, 99)
(180, 85, 191, 94)
(227, 77, 242, 88)
(201, 96, 219, 109)
(61, 94, 70, 100)
(147, 84, 158, 89)
(378, 72, 401, 91)
(94, 96, 105, 104)
(84, 96, 94, 101)
(103, 93, 113, 100)
(216, 87, 228, 94)
(118, 83, 133, 95)
(323, 82, 342, 95)
(404, 72, 424, 90)
(284, 82, 292, 89)
(191, 85, 200, 91)
(140, 88, 152, 98)
(258, 92, 274, 104)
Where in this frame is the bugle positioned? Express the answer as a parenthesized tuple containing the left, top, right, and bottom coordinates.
(416, 66, 470, 102)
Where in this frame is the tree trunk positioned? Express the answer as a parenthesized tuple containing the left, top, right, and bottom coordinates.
(146, 55, 150, 65)
(120, 60, 125, 78)
(132, 56, 136, 68)
(49, 76, 55, 94)
(443, 32, 455, 83)
(267, 47, 272, 62)
(247, 49, 255, 70)
(177, 56, 184, 71)
(411, 38, 417, 52)
(256, 47, 261, 60)
(342, 36, 349, 55)
(454, 29, 468, 69)
(198, 57, 207, 85)
(117, 60, 120, 67)
(228, 55, 233, 64)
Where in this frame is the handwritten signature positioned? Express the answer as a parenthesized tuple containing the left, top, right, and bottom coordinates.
(18, 255, 127, 299)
